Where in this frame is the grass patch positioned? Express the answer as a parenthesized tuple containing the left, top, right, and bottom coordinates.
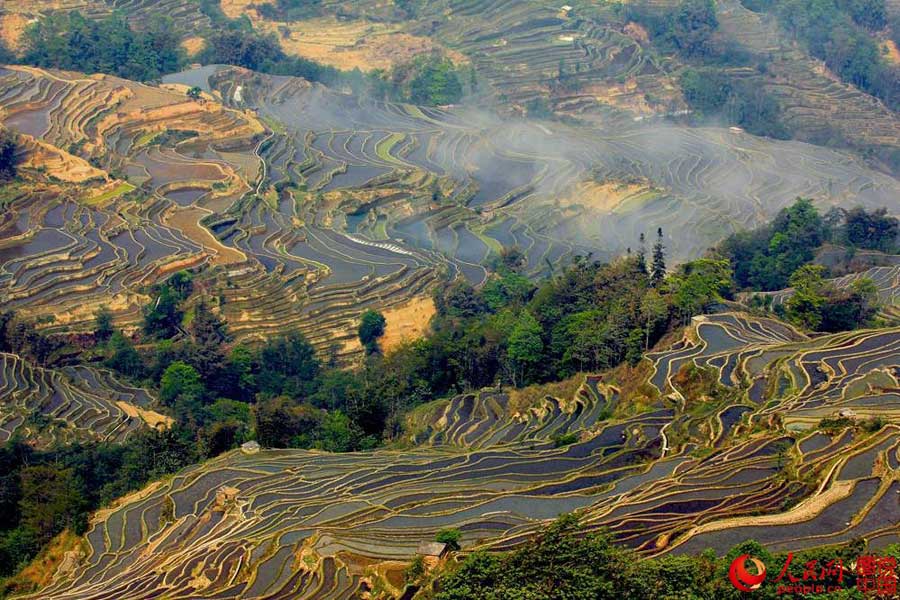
(83, 182, 135, 206)
(134, 129, 163, 150)
(375, 133, 406, 166)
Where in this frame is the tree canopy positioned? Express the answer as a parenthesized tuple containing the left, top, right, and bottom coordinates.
(22, 12, 183, 82)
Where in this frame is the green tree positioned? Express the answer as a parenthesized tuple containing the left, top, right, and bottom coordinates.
(104, 331, 144, 379)
(22, 12, 184, 82)
(636, 232, 647, 274)
(254, 396, 321, 448)
(358, 309, 387, 355)
(143, 285, 183, 339)
(843, 206, 899, 252)
(18, 466, 85, 544)
(670, 258, 733, 324)
(0, 128, 17, 181)
(159, 361, 204, 406)
(670, 0, 719, 57)
(651, 227, 666, 286)
(721, 198, 826, 290)
(436, 527, 462, 551)
(94, 306, 114, 343)
(639, 288, 669, 350)
(785, 264, 826, 330)
(506, 311, 544, 386)
(316, 410, 357, 452)
(187, 86, 202, 100)
(407, 55, 464, 106)
(258, 331, 320, 398)
(434, 514, 626, 600)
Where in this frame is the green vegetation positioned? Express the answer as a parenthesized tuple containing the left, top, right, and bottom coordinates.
(0, 430, 196, 582)
(142, 272, 192, 339)
(625, 0, 720, 60)
(741, 0, 899, 109)
(252, 0, 322, 21)
(200, 28, 346, 85)
(719, 198, 829, 291)
(435, 528, 462, 551)
(0, 130, 16, 182)
(369, 53, 467, 106)
(679, 68, 789, 138)
(783, 266, 878, 331)
(408, 55, 464, 106)
(720, 198, 898, 291)
(22, 12, 183, 82)
(431, 513, 875, 599)
(841, 207, 899, 253)
(358, 309, 387, 354)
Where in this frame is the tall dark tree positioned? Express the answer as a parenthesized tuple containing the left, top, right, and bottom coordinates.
(651, 228, 666, 286)
(637, 232, 648, 274)
(143, 285, 183, 339)
(0, 129, 16, 181)
(94, 306, 114, 343)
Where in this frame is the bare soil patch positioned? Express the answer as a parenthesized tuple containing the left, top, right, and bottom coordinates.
(380, 295, 436, 352)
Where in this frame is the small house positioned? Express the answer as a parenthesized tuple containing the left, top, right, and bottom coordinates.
(241, 440, 261, 454)
(215, 485, 239, 507)
(416, 542, 449, 569)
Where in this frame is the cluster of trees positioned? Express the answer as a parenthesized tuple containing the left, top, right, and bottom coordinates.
(0, 312, 65, 367)
(251, 0, 322, 21)
(423, 233, 731, 388)
(679, 68, 789, 138)
(720, 199, 899, 291)
(838, 207, 899, 253)
(368, 53, 468, 106)
(625, 0, 720, 60)
(428, 513, 891, 599)
(0, 429, 196, 583)
(742, 0, 899, 110)
(12, 6, 466, 106)
(719, 198, 828, 291)
(91, 227, 734, 461)
(21, 12, 183, 82)
(773, 264, 878, 331)
(198, 28, 343, 85)
(627, 0, 790, 137)
(12, 8, 348, 89)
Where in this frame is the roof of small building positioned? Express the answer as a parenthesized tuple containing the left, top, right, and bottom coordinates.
(241, 441, 261, 452)
(417, 542, 448, 557)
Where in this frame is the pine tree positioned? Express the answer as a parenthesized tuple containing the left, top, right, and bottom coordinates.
(637, 233, 647, 274)
(651, 227, 666, 286)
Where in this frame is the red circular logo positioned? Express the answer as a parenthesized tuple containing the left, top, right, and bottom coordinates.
(729, 554, 767, 592)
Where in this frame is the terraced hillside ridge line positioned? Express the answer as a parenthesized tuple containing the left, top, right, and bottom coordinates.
(23, 308, 900, 598)
(0, 353, 166, 447)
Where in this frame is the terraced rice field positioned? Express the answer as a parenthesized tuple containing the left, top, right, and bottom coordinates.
(24, 308, 900, 598)
(3, 61, 899, 355)
(0, 352, 164, 447)
(714, 0, 900, 156)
